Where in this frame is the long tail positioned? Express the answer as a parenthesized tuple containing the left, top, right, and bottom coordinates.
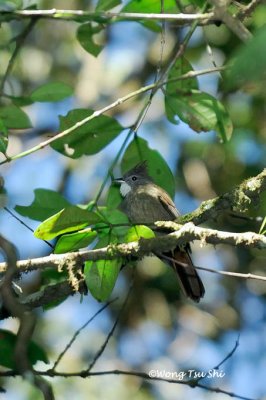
(164, 247, 205, 302)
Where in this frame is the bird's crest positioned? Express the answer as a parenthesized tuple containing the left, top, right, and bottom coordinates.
(124, 160, 149, 178)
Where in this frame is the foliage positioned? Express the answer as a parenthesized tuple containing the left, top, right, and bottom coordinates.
(0, 0, 265, 399)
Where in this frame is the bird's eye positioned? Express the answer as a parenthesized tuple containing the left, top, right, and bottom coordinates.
(131, 176, 137, 181)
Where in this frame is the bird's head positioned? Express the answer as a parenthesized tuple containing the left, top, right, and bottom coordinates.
(114, 161, 152, 197)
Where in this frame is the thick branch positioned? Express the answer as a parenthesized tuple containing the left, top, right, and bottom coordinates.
(208, 0, 252, 42)
(236, 0, 263, 21)
(0, 223, 265, 274)
(180, 169, 266, 225)
(0, 235, 54, 399)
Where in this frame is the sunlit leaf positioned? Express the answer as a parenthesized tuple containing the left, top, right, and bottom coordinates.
(54, 228, 97, 253)
(84, 237, 121, 301)
(121, 0, 179, 31)
(96, 0, 121, 11)
(34, 206, 102, 240)
(122, 0, 178, 13)
(125, 225, 155, 242)
(95, 207, 129, 238)
(85, 258, 121, 301)
(259, 217, 266, 235)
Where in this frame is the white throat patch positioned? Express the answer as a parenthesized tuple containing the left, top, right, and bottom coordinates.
(120, 182, 131, 197)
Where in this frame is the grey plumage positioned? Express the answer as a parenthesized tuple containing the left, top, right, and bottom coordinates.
(115, 161, 205, 303)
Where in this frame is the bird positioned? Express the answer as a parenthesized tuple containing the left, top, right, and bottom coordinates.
(115, 161, 205, 302)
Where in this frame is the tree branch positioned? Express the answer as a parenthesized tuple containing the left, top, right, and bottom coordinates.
(0, 235, 54, 400)
(0, 223, 265, 275)
(0, 19, 37, 97)
(208, 0, 252, 42)
(0, 9, 216, 24)
(0, 66, 225, 166)
(236, 0, 264, 21)
(50, 298, 117, 371)
(0, 367, 257, 400)
(179, 169, 266, 225)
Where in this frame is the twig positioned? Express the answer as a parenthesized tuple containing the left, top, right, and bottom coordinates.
(41, 369, 259, 400)
(195, 265, 266, 282)
(0, 19, 37, 96)
(50, 298, 118, 371)
(0, 366, 258, 400)
(4, 207, 54, 249)
(189, 334, 240, 386)
(0, 9, 215, 23)
(93, 130, 133, 206)
(85, 278, 134, 373)
(162, 255, 266, 282)
(214, 334, 240, 370)
(0, 65, 225, 166)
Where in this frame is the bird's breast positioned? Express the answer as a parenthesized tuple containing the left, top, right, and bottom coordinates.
(121, 186, 174, 224)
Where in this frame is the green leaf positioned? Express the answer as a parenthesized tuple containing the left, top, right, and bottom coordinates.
(31, 82, 73, 102)
(166, 57, 198, 96)
(226, 25, 266, 90)
(51, 109, 124, 159)
(125, 225, 155, 242)
(259, 216, 266, 235)
(54, 228, 97, 254)
(0, 0, 23, 11)
(42, 267, 68, 285)
(96, 0, 121, 11)
(122, 0, 178, 13)
(85, 258, 121, 301)
(121, 137, 175, 198)
(77, 23, 103, 56)
(165, 90, 233, 142)
(0, 119, 8, 153)
(7, 95, 34, 107)
(96, 207, 129, 238)
(15, 189, 72, 221)
(106, 184, 122, 210)
(0, 105, 32, 129)
(84, 237, 121, 301)
(0, 329, 48, 369)
(121, 0, 179, 31)
(36, 268, 69, 309)
(34, 206, 102, 240)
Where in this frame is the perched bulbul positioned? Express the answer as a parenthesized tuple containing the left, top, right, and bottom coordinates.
(115, 161, 205, 302)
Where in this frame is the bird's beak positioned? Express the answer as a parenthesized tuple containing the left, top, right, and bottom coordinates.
(113, 177, 124, 185)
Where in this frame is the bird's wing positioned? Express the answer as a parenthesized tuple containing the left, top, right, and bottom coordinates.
(158, 192, 180, 219)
